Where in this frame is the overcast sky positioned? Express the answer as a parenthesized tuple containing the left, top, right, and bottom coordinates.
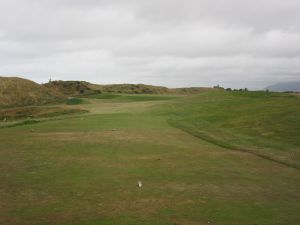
(0, 0, 300, 89)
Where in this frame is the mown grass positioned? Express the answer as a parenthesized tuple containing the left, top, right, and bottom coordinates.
(168, 91, 300, 168)
(66, 98, 86, 105)
(0, 92, 299, 225)
(85, 93, 180, 102)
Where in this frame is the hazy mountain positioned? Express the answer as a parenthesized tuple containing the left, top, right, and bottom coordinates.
(266, 82, 300, 92)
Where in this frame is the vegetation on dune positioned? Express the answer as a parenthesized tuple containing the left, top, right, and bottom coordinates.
(43, 80, 218, 96)
(43, 80, 101, 96)
(100, 84, 219, 95)
(0, 76, 222, 109)
(168, 91, 300, 168)
(0, 77, 64, 107)
(99, 83, 171, 94)
(2, 77, 191, 107)
(43, 80, 172, 96)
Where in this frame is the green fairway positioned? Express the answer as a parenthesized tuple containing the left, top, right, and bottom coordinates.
(168, 91, 300, 169)
(85, 93, 180, 102)
(0, 92, 299, 225)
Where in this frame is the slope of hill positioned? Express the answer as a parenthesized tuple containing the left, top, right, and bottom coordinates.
(43, 81, 174, 95)
(266, 81, 300, 92)
(44, 80, 218, 95)
(0, 77, 63, 107)
(1, 77, 219, 108)
(168, 91, 300, 169)
(100, 83, 171, 94)
(43, 80, 101, 96)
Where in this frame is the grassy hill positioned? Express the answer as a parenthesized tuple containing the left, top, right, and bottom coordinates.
(101, 84, 220, 95)
(100, 84, 171, 94)
(43, 80, 101, 96)
(1, 76, 217, 108)
(44, 80, 218, 96)
(0, 77, 64, 108)
(168, 91, 300, 169)
(43, 81, 171, 96)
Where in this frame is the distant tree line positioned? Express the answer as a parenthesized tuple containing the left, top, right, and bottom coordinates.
(213, 85, 248, 92)
(225, 88, 248, 92)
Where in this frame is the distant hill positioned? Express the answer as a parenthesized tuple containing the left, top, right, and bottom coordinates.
(98, 84, 220, 95)
(172, 87, 220, 94)
(43, 80, 100, 96)
(100, 84, 171, 94)
(266, 81, 300, 92)
(43, 81, 173, 95)
(44, 80, 218, 95)
(0, 77, 219, 108)
(0, 77, 63, 107)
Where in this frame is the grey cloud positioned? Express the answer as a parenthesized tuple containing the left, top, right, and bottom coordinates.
(0, 0, 300, 89)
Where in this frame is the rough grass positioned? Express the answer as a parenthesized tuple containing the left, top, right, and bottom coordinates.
(0, 77, 64, 107)
(0, 106, 88, 123)
(44, 80, 218, 96)
(0, 92, 299, 225)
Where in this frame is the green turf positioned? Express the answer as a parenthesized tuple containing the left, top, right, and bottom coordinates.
(85, 93, 179, 102)
(0, 92, 299, 225)
(66, 98, 86, 105)
(168, 91, 300, 169)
